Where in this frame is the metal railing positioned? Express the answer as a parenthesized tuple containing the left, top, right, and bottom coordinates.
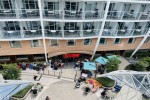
(0, 9, 16, 18)
(18, 9, 40, 18)
(44, 29, 63, 37)
(1, 30, 21, 39)
(23, 29, 42, 38)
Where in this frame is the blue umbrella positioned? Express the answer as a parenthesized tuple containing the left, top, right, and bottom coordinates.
(95, 57, 108, 65)
(83, 62, 96, 70)
(107, 55, 121, 60)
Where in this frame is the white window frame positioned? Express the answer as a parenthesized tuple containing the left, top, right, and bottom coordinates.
(10, 41, 22, 48)
(128, 38, 136, 44)
(99, 38, 107, 45)
(31, 40, 41, 47)
(49, 39, 59, 46)
(114, 38, 121, 44)
(67, 39, 76, 46)
(84, 39, 92, 45)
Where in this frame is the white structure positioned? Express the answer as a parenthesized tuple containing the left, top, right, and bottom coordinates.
(0, 0, 150, 62)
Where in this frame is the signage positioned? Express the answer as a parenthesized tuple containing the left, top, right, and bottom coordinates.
(63, 54, 80, 58)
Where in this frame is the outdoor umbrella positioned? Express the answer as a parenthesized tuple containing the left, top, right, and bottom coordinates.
(83, 62, 96, 70)
(107, 55, 121, 60)
(95, 57, 108, 65)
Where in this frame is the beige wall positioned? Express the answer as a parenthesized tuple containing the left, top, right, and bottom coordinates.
(97, 38, 143, 51)
(0, 37, 149, 57)
(46, 38, 97, 57)
(0, 40, 44, 56)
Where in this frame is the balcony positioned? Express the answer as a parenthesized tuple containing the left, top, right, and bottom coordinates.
(102, 29, 117, 36)
(107, 11, 150, 20)
(0, 9, 16, 19)
(43, 10, 62, 19)
(64, 30, 81, 37)
(18, 9, 40, 18)
(132, 28, 148, 36)
(117, 29, 133, 36)
(1, 30, 21, 39)
(45, 30, 63, 37)
(83, 29, 99, 37)
(64, 10, 82, 20)
(23, 29, 42, 38)
(85, 10, 104, 20)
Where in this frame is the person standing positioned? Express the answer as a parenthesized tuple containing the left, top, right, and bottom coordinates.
(45, 96, 50, 100)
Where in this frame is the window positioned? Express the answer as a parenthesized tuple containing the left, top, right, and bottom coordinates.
(128, 38, 135, 44)
(10, 41, 21, 48)
(84, 39, 92, 45)
(31, 40, 40, 47)
(0, 42, 2, 48)
(65, 2, 78, 10)
(144, 37, 149, 43)
(50, 40, 59, 46)
(67, 40, 75, 46)
(23, 0, 38, 9)
(114, 38, 121, 44)
(99, 38, 107, 45)
(44, 2, 59, 10)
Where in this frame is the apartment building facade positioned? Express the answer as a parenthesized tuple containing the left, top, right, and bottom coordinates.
(0, 0, 150, 62)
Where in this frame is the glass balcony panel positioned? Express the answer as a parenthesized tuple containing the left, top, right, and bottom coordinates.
(85, 11, 104, 19)
(83, 29, 99, 37)
(122, 11, 138, 20)
(1, 30, 21, 39)
(0, 9, 16, 19)
(64, 10, 82, 20)
(24, 29, 42, 38)
(43, 10, 62, 19)
(64, 30, 81, 37)
(107, 11, 122, 19)
(132, 28, 149, 36)
(138, 12, 150, 20)
(18, 9, 40, 18)
(117, 29, 133, 36)
(102, 29, 116, 36)
(45, 30, 63, 37)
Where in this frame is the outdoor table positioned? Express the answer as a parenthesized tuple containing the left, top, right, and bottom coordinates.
(7, 31, 14, 33)
(4, 10, 11, 13)
(30, 30, 37, 33)
(86, 30, 92, 32)
(120, 30, 125, 32)
(51, 30, 56, 33)
(135, 29, 141, 32)
(69, 30, 75, 32)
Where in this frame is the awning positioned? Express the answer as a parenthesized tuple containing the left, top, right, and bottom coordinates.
(83, 62, 96, 70)
(107, 55, 121, 60)
(95, 57, 108, 65)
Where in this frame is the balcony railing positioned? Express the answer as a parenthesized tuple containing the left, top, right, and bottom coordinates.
(107, 11, 150, 20)
(45, 29, 63, 37)
(102, 28, 149, 36)
(83, 29, 99, 37)
(1, 30, 21, 39)
(43, 10, 63, 19)
(23, 29, 42, 38)
(18, 9, 40, 18)
(85, 10, 105, 19)
(0, 9, 16, 19)
(64, 30, 81, 37)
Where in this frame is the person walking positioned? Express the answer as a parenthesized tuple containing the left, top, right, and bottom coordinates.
(45, 96, 50, 100)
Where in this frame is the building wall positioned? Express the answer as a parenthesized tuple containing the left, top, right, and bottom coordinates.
(97, 38, 143, 51)
(0, 40, 44, 56)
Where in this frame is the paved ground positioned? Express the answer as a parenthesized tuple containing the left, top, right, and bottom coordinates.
(38, 81, 98, 100)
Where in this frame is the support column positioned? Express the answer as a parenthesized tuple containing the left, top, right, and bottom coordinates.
(130, 29, 150, 57)
(38, 0, 48, 63)
(91, 1, 110, 60)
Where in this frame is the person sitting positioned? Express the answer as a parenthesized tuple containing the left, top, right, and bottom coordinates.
(32, 89, 38, 95)
(101, 88, 107, 98)
(84, 86, 91, 94)
(91, 85, 99, 93)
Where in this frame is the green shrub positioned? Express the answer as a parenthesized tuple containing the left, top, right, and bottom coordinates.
(2, 65, 21, 80)
(125, 64, 136, 70)
(106, 57, 121, 72)
(95, 77, 115, 87)
(12, 85, 32, 98)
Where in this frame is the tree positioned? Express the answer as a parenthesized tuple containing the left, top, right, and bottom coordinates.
(106, 57, 121, 73)
(2, 65, 21, 80)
